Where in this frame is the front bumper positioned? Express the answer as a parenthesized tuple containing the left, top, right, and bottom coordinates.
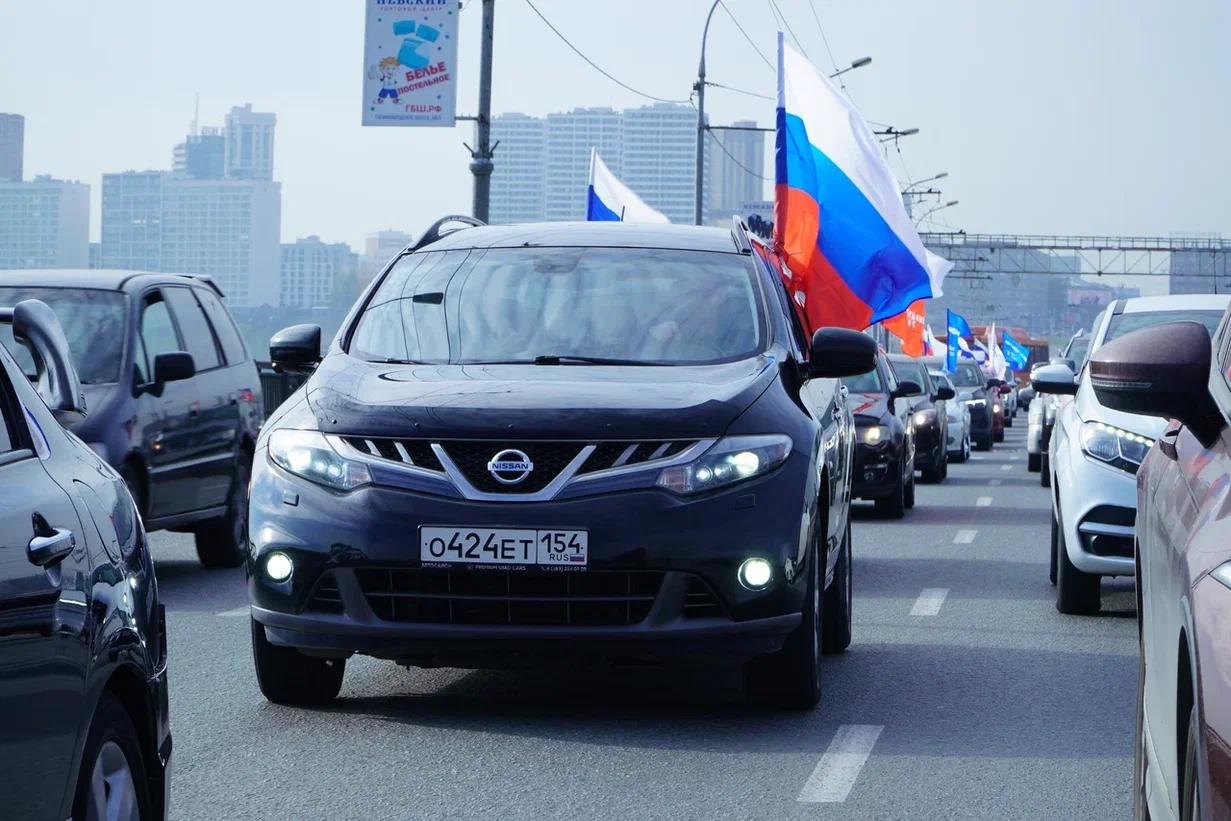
(1054, 436, 1136, 576)
(247, 447, 812, 665)
(915, 420, 943, 467)
(852, 440, 901, 499)
(1026, 420, 1042, 455)
(968, 404, 992, 436)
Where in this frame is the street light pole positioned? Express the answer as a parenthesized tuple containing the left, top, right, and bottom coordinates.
(470, 0, 496, 223)
(693, 0, 721, 226)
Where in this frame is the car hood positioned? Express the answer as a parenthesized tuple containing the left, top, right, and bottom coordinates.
(303, 353, 778, 439)
(845, 392, 890, 423)
(1075, 381, 1169, 438)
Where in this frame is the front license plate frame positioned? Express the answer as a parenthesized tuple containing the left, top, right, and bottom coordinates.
(419, 526, 589, 568)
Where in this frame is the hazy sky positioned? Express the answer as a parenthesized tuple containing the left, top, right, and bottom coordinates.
(3, 0, 1229, 253)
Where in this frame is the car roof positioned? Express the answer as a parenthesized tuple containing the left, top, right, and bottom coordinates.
(0, 269, 217, 294)
(886, 353, 925, 364)
(418, 222, 741, 254)
(1117, 294, 1231, 314)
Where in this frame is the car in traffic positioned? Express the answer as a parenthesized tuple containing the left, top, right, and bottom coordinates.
(1037, 329, 1093, 485)
(888, 353, 954, 482)
(247, 218, 875, 711)
(1034, 294, 1230, 614)
(0, 299, 171, 820)
(0, 270, 263, 567)
(843, 350, 920, 517)
(925, 357, 994, 450)
(1085, 311, 1231, 820)
(929, 368, 971, 463)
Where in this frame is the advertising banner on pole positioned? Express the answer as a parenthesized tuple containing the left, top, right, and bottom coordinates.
(362, 0, 460, 127)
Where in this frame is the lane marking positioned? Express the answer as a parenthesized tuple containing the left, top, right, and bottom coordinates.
(798, 724, 884, 803)
(1000, 464, 1012, 471)
(218, 606, 249, 617)
(989, 479, 1002, 486)
(954, 529, 977, 544)
(976, 496, 993, 507)
(910, 588, 949, 616)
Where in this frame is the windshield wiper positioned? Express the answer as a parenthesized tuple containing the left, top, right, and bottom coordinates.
(460, 356, 673, 366)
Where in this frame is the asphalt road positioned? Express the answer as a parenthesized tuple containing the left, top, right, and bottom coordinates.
(152, 421, 1137, 820)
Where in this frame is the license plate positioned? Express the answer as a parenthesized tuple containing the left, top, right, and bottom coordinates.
(419, 527, 588, 567)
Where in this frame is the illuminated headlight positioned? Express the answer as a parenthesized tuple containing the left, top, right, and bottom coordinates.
(993, 403, 1002, 413)
(858, 424, 889, 445)
(269, 429, 372, 491)
(738, 557, 773, 590)
(264, 551, 294, 582)
(1079, 421, 1154, 474)
(656, 435, 791, 495)
(913, 409, 936, 427)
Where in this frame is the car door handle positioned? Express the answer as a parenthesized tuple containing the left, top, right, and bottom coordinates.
(28, 526, 75, 568)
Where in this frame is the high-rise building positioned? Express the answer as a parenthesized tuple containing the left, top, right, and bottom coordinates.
(280, 236, 357, 309)
(489, 113, 547, 224)
(544, 107, 623, 221)
(622, 103, 701, 225)
(361, 229, 412, 279)
(101, 171, 282, 307)
(706, 120, 764, 223)
(224, 104, 276, 180)
(0, 176, 89, 268)
(0, 113, 23, 182)
(173, 127, 226, 180)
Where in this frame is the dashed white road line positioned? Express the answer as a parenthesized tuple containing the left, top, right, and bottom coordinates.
(989, 479, 1002, 486)
(1000, 464, 1012, 471)
(910, 588, 949, 616)
(218, 606, 249, 617)
(797, 724, 885, 803)
(954, 529, 977, 544)
(976, 496, 993, 507)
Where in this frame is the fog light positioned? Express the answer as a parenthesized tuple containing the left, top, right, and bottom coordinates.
(738, 557, 773, 590)
(265, 551, 293, 582)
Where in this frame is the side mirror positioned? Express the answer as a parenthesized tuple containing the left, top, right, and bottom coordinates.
(935, 385, 955, 401)
(998, 385, 1012, 395)
(271, 324, 322, 375)
(808, 328, 877, 378)
(891, 379, 923, 399)
(4, 299, 86, 426)
(1032, 363, 1077, 396)
(153, 351, 195, 384)
(1089, 320, 1223, 447)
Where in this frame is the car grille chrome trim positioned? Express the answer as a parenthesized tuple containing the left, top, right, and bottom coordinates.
(1077, 521, 1134, 538)
(434, 442, 595, 502)
(567, 439, 715, 485)
(392, 440, 412, 464)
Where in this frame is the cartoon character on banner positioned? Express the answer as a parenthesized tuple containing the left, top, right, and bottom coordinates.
(370, 57, 401, 105)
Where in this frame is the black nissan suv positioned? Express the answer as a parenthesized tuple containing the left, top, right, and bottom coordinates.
(248, 218, 875, 710)
(0, 270, 263, 567)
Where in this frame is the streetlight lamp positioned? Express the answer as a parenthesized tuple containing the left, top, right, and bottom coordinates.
(915, 199, 959, 226)
(829, 56, 871, 80)
(903, 171, 948, 193)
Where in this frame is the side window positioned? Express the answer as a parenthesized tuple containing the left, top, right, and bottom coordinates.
(196, 288, 248, 366)
(163, 287, 221, 371)
(753, 245, 809, 357)
(140, 295, 182, 375)
(882, 358, 898, 392)
(0, 360, 17, 454)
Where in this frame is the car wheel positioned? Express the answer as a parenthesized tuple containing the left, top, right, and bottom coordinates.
(976, 432, 993, 451)
(994, 427, 1005, 443)
(1049, 513, 1059, 586)
(73, 693, 152, 821)
(1040, 452, 1051, 487)
(1028, 452, 1041, 472)
(119, 463, 146, 520)
(940, 452, 949, 480)
(1005, 415, 1014, 428)
(195, 451, 251, 568)
(821, 520, 852, 654)
(904, 470, 916, 509)
(1181, 704, 1200, 821)
(1055, 514, 1100, 614)
(921, 451, 943, 483)
(251, 618, 346, 705)
(1133, 645, 1151, 821)
(744, 526, 822, 709)
(874, 470, 906, 519)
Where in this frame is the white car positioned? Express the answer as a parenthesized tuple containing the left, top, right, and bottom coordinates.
(929, 369, 971, 462)
(1035, 294, 1231, 614)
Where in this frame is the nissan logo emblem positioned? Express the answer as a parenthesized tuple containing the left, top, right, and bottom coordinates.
(487, 448, 534, 485)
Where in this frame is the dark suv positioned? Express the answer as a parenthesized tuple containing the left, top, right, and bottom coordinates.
(0, 270, 263, 567)
(248, 218, 874, 710)
(0, 299, 170, 819)
(842, 350, 920, 517)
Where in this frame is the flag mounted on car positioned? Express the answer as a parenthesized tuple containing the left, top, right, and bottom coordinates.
(883, 299, 926, 357)
(586, 149, 668, 224)
(945, 309, 974, 372)
(773, 34, 951, 333)
(1002, 331, 1030, 371)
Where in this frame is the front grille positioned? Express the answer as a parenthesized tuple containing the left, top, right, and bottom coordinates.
(1084, 505, 1136, 528)
(683, 578, 725, 619)
(306, 574, 344, 614)
(577, 440, 695, 474)
(438, 441, 585, 494)
(354, 567, 664, 626)
(341, 436, 443, 472)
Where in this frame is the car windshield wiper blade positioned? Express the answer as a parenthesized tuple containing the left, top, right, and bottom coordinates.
(531, 355, 672, 366)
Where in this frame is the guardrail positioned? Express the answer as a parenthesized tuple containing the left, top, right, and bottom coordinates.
(255, 361, 308, 419)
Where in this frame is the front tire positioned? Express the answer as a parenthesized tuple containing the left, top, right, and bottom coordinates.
(1028, 451, 1041, 472)
(195, 452, 251, 568)
(252, 618, 346, 705)
(1049, 513, 1059, 586)
(73, 693, 152, 821)
(745, 529, 822, 710)
(976, 431, 993, 451)
(821, 520, 852, 654)
(1040, 452, 1051, 487)
(1056, 513, 1101, 614)
(1181, 704, 1200, 821)
(904, 470, 916, 509)
(1133, 642, 1151, 821)
(875, 471, 906, 519)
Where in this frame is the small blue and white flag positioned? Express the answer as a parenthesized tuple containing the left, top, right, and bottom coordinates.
(946, 309, 975, 372)
(1002, 331, 1030, 371)
(586, 149, 668, 224)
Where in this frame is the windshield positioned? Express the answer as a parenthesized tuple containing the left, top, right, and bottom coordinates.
(842, 367, 886, 394)
(0, 287, 128, 384)
(951, 363, 985, 388)
(1103, 310, 1223, 345)
(890, 360, 929, 392)
(349, 247, 765, 365)
(1064, 336, 1090, 366)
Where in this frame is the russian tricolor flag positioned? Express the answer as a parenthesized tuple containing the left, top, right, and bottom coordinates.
(586, 149, 668, 224)
(773, 35, 951, 332)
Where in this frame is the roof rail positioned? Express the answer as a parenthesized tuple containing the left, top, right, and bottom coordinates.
(410, 215, 486, 252)
(729, 215, 753, 254)
(182, 273, 226, 298)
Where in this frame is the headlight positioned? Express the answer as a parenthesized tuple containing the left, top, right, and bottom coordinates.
(1079, 421, 1154, 473)
(857, 424, 889, 445)
(656, 434, 791, 495)
(1210, 561, 1231, 591)
(993, 402, 1002, 413)
(268, 429, 372, 491)
(912, 409, 935, 427)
